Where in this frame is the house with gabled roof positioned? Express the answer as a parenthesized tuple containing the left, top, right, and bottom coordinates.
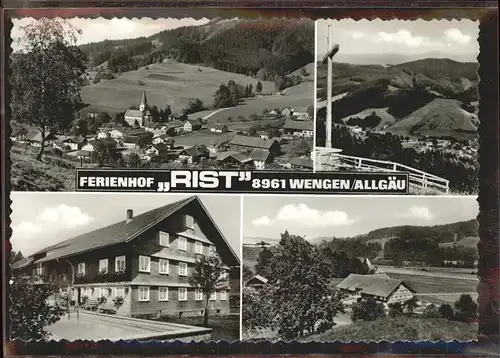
(183, 119, 203, 133)
(228, 135, 281, 156)
(336, 273, 415, 304)
(283, 119, 314, 138)
(11, 196, 240, 317)
(215, 151, 254, 169)
(179, 146, 209, 164)
(245, 275, 268, 289)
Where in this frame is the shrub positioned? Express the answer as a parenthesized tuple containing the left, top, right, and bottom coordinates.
(439, 303, 454, 320)
(113, 296, 124, 305)
(422, 304, 442, 318)
(98, 296, 107, 304)
(351, 298, 386, 322)
(388, 302, 404, 317)
(454, 294, 478, 321)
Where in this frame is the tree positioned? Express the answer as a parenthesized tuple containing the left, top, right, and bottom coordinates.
(422, 304, 442, 318)
(454, 294, 478, 320)
(404, 297, 419, 315)
(256, 80, 263, 93)
(388, 302, 404, 317)
(9, 274, 65, 339)
(188, 253, 227, 327)
(11, 18, 87, 161)
(351, 298, 386, 322)
(10, 250, 24, 264)
(243, 265, 254, 281)
(254, 247, 274, 277)
(439, 303, 454, 320)
(127, 153, 141, 168)
(183, 98, 204, 115)
(291, 140, 311, 157)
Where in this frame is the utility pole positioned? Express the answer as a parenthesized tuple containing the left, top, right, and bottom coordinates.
(322, 26, 339, 149)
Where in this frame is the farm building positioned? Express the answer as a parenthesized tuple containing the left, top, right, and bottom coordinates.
(152, 134, 175, 146)
(25, 130, 57, 147)
(81, 139, 117, 152)
(10, 127, 28, 142)
(336, 274, 415, 304)
(228, 135, 281, 156)
(216, 152, 254, 168)
(179, 146, 209, 164)
(289, 157, 313, 170)
(291, 107, 309, 120)
(281, 107, 292, 117)
(245, 275, 268, 289)
(283, 119, 314, 138)
(145, 143, 170, 157)
(183, 119, 203, 133)
(124, 91, 152, 127)
(249, 150, 271, 169)
(53, 136, 87, 152)
(209, 123, 229, 133)
(97, 130, 111, 140)
(10, 196, 240, 317)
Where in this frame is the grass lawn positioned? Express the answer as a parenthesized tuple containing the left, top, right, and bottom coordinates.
(305, 317, 478, 342)
(161, 315, 240, 342)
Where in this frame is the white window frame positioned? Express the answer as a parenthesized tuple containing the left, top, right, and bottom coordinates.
(220, 290, 227, 301)
(178, 237, 187, 251)
(115, 287, 125, 298)
(210, 291, 217, 301)
(159, 259, 170, 275)
(139, 255, 151, 273)
(159, 231, 170, 247)
(138, 286, 150, 302)
(185, 215, 195, 229)
(195, 289, 203, 301)
(36, 263, 43, 276)
(159, 287, 169, 301)
(195, 241, 203, 255)
(77, 263, 85, 275)
(220, 270, 227, 281)
(178, 262, 188, 276)
(99, 259, 108, 273)
(99, 287, 108, 297)
(115, 255, 126, 272)
(178, 288, 187, 301)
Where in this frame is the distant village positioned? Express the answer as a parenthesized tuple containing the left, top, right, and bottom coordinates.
(11, 91, 314, 171)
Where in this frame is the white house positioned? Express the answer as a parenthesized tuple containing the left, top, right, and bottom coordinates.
(97, 131, 111, 140)
(209, 123, 229, 133)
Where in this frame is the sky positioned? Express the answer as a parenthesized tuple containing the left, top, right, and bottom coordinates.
(11, 17, 210, 52)
(10, 193, 240, 258)
(317, 19, 479, 64)
(243, 195, 478, 241)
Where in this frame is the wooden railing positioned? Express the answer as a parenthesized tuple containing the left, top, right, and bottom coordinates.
(316, 151, 450, 194)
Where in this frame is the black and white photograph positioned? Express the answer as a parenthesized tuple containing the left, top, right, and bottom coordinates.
(314, 19, 479, 195)
(242, 195, 479, 341)
(10, 16, 316, 192)
(9, 193, 241, 341)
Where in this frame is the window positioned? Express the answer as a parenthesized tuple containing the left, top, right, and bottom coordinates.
(159, 287, 169, 301)
(115, 256, 126, 272)
(138, 286, 150, 301)
(220, 270, 227, 281)
(178, 237, 187, 251)
(178, 288, 187, 301)
(195, 241, 203, 255)
(159, 259, 169, 274)
(99, 259, 108, 273)
(36, 263, 43, 276)
(178, 262, 188, 276)
(159, 231, 170, 247)
(184, 215, 195, 229)
(210, 291, 217, 301)
(99, 287, 107, 297)
(195, 289, 203, 301)
(220, 290, 227, 301)
(115, 287, 125, 298)
(77, 263, 85, 275)
(139, 256, 150, 273)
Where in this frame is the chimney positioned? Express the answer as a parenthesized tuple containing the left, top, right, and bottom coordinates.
(126, 209, 133, 223)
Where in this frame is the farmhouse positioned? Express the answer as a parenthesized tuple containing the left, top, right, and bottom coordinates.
(81, 139, 117, 152)
(97, 130, 111, 140)
(10, 127, 28, 142)
(336, 274, 415, 304)
(145, 143, 170, 157)
(124, 91, 152, 127)
(53, 136, 87, 152)
(123, 136, 141, 149)
(289, 157, 313, 171)
(245, 275, 268, 289)
(152, 135, 175, 147)
(11, 196, 240, 317)
(249, 150, 271, 170)
(209, 123, 229, 133)
(179, 146, 209, 164)
(283, 119, 314, 138)
(291, 107, 309, 120)
(228, 135, 281, 156)
(183, 119, 203, 133)
(216, 152, 254, 168)
(162, 121, 185, 136)
(25, 130, 57, 147)
(281, 107, 292, 117)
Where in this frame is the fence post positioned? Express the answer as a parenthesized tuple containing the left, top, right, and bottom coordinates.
(423, 175, 428, 189)
(358, 158, 362, 168)
(393, 163, 397, 171)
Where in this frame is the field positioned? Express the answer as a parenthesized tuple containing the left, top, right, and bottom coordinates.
(81, 59, 312, 116)
(379, 266, 478, 304)
(173, 129, 236, 147)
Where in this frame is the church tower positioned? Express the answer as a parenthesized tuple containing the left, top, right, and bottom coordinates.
(139, 90, 148, 112)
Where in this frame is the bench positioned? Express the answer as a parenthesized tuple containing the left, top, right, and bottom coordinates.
(81, 299, 99, 311)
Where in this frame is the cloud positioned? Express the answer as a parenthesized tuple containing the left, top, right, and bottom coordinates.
(38, 204, 93, 229)
(376, 29, 426, 47)
(252, 216, 273, 227)
(253, 204, 356, 228)
(12, 222, 43, 236)
(444, 28, 471, 44)
(402, 205, 434, 220)
(351, 31, 365, 39)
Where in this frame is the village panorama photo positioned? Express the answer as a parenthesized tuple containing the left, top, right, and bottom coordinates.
(9, 193, 241, 341)
(315, 19, 479, 195)
(242, 195, 479, 341)
(9, 16, 316, 191)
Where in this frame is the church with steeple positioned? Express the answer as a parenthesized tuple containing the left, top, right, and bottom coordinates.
(124, 90, 152, 127)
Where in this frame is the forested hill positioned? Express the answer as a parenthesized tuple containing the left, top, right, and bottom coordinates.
(79, 18, 314, 79)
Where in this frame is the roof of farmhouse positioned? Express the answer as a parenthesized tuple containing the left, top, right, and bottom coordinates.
(11, 196, 240, 268)
(229, 135, 278, 150)
(336, 273, 415, 298)
(283, 119, 313, 131)
(124, 109, 144, 118)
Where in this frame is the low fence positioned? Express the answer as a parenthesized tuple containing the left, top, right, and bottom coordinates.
(316, 151, 450, 194)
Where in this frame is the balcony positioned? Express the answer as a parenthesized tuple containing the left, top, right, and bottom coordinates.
(74, 270, 129, 284)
